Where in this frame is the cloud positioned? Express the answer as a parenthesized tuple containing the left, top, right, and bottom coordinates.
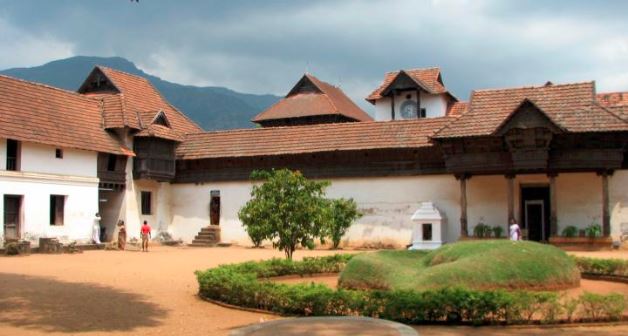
(0, 0, 627, 111)
(0, 17, 74, 70)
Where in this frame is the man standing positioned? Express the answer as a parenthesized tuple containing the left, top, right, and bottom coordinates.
(140, 220, 152, 252)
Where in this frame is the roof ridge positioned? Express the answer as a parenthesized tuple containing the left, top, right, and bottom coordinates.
(590, 101, 628, 123)
(0, 74, 101, 102)
(186, 116, 455, 137)
(96, 65, 151, 84)
(473, 81, 595, 93)
(384, 67, 440, 75)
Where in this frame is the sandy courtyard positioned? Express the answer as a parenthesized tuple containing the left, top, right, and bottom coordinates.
(1, 246, 627, 336)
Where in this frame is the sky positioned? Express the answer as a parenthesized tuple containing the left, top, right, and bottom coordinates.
(0, 0, 627, 111)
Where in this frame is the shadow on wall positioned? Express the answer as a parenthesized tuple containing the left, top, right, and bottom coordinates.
(0, 272, 168, 333)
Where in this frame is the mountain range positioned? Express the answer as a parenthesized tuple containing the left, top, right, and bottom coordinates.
(0, 56, 281, 130)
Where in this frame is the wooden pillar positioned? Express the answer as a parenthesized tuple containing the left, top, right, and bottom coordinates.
(549, 173, 558, 237)
(391, 90, 396, 120)
(506, 174, 515, 223)
(457, 174, 469, 237)
(600, 171, 611, 237)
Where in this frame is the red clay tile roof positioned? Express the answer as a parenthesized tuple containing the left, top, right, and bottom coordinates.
(85, 66, 202, 137)
(367, 68, 450, 102)
(597, 91, 628, 107)
(447, 101, 468, 117)
(177, 117, 454, 160)
(252, 74, 372, 123)
(135, 110, 185, 141)
(0, 75, 131, 155)
(433, 82, 628, 138)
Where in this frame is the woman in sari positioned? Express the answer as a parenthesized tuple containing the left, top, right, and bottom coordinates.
(117, 220, 127, 250)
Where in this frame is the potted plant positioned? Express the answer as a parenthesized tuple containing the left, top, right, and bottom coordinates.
(561, 226, 578, 238)
(492, 226, 504, 239)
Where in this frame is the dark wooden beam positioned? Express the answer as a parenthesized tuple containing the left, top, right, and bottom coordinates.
(599, 170, 612, 236)
(416, 89, 421, 119)
(391, 90, 396, 120)
(456, 173, 470, 237)
(506, 174, 515, 224)
(548, 173, 558, 236)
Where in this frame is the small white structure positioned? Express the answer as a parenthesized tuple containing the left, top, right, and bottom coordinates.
(409, 202, 443, 250)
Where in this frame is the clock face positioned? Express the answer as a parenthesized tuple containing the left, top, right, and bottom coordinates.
(400, 101, 417, 119)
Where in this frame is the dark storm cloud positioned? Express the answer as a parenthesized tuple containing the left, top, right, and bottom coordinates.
(0, 0, 626, 111)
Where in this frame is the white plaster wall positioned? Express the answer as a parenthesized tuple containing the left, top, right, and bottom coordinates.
(169, 175, 461, 247)
(555, 173, 601, 233)
(466, 175, 509, 233)
(0, 138, 6, 170)
(0, 172, 99, 242)
(373, 92, 447, 121)
(20, 142, 97, 177)
(610, 170, 628, 240)
(125, 179, 171, 240)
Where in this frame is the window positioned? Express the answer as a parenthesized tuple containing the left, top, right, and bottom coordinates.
(419, 108, 427, 118)
(107, 154, 117, 171)
(6, 139, 19, 171)
(55, 148, 63, 159)
(141, 191, 152, 215)
(50, 195, 66, 226)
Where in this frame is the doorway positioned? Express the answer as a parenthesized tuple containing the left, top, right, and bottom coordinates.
(210, 190, 220, 225)
(520, 186, 550, 242)
(3, 195, 23, 240)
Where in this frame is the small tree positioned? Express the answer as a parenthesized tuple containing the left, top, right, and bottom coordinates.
(238, 169, 330, 259)
(325, 198, 361, 249)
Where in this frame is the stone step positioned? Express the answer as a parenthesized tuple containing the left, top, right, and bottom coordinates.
(188, 242, 217, 247)
(195, 232, 218, 238)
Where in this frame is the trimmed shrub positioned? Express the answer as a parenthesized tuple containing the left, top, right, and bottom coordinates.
(561, 226, 578, 238)
(573, 256, 628, 277)
(195, 254, 626, 325)
(584, 224, 602, 238)
(492, 226, 504, 239)
(324, 198, 361, 249)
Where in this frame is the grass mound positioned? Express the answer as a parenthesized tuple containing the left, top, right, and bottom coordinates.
(339, 240, 580, 291)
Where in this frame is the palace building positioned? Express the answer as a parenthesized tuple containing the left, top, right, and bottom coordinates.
(1, 66, 627, 248)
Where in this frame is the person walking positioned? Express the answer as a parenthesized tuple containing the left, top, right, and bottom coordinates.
(117, 220, 127, 250)
(509, 218, 521, 241)
(92, 213, 102, 244)
(140, 220, 152, 252)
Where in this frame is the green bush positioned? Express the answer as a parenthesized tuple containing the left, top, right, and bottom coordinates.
(561, 226, 579, 238)
(4, 242, 20, 256)
(195, 254, 626, 325)
(584, 224, 602, 238)
(492, 226, 504, 238)
(473, 224, 492, 238)
(573, 256, 628, 277)
(324, 198, 361, 249)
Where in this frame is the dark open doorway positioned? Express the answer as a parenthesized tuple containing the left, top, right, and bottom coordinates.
(210, 190, 220, 225)
(520, 186, 551, 242)
(3, 195, 22, 240)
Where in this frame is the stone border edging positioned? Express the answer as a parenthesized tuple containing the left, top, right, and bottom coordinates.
(228, 316, 419, 336)
(581, 273, 628, 284)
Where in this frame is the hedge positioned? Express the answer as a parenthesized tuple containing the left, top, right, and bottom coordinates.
(573, 256, 628, 278)
(196, 255, 627, 325)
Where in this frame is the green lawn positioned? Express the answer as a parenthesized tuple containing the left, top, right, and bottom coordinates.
(338, 240, 580, 291)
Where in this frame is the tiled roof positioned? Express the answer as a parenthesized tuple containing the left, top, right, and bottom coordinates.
(86, 66, 202, 136)
(366, 67, 449, 102)
(253, 74, 372, 123)
(177, 117, 454, 160)
(0, 75, 131, 155)
(135, 110, 185, 141)
(447, 101, 468, 117)
(433, 82, 628, 138)
(597, 91, 628, 107)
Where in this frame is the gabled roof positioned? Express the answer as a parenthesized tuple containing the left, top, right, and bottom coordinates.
(447, 101, 468, 117)
(597, 91, 628, 107)
(135, 110, 184, 141)
(252, 74, 372, 123)
(366, 67, 452, 103)
(81, 66, 202, 136)
(433, 82, 628, 139)
(178, 117, 454, 160)
(0, 75, 131, 155)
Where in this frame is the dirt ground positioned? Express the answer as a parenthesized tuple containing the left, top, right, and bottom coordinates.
(1, 246, 627, 336)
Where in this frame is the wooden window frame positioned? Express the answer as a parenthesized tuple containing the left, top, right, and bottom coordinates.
(55, 148, 63, 159)
(50, 195, 66, 226)
(141, 191, 152, 215)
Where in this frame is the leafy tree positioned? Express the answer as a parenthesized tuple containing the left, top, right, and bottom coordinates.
(324, 198, 362, 249)
(238, 169, 330, 259)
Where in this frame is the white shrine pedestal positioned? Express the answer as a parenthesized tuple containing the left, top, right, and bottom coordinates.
(408, 202, 443, 250)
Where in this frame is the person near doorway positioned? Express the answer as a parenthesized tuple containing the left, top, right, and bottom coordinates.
(92, 213, 101, 244)
(117, 220, 127, 250)
(509, 218, 521, 241)
(140, 220, 152, 252)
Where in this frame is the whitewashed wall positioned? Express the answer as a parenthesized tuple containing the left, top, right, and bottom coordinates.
(0, 171, 99, 242)
(169, 175, 461, 247)
(20, 142, 97, 177)
(374, 92, 448, 121)
(168, 171, 628, 246)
